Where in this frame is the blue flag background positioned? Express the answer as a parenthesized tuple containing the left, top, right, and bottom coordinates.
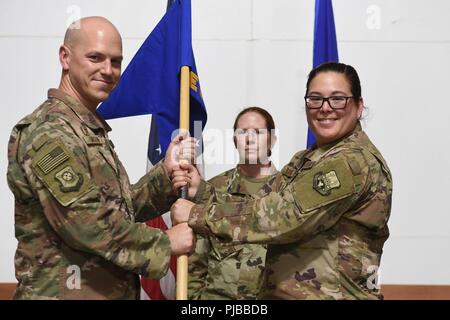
(307, 0, 339, 148)
(97, 0, 206, 300)
(98, 0, 207, 155)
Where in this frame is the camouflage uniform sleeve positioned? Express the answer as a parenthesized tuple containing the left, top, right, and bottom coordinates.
(189, 151, 370, 244)
(131, 160, 178, 222)
(187, 235, 211, 299)
(191, 179, 209, 204)
(20, 119, 171, 279)
(188, 173, 227, 299)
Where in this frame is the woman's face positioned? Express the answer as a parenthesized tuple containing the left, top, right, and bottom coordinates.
(235, 112, 272, 165)
(306, 71, 363, 146)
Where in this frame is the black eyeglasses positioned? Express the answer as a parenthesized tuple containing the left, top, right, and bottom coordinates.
(304, 95, 354, 110)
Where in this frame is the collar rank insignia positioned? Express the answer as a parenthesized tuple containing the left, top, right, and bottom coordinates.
(313, 170, 341, 196)
(55, 165, 83, 193)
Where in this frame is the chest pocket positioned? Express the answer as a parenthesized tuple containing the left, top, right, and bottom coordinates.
(84, 135, 119, 174)
(280, 150, 313, 187)
(98, 148, 119, 174)
(84, 136, 135, 218)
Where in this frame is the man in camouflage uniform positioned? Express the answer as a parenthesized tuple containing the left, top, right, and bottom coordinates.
(177, 107, 278, 300)
(7, 16, 195, 299)
(171, 63, 392, 299)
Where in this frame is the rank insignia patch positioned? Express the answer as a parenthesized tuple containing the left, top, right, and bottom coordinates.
(55, 165, 83, 193)
(313, 170, 341, 196)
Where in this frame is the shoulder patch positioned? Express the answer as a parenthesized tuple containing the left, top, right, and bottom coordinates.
(55, 165, 84, 192)
(36, 145, 69, 174)
(31, 140, 95, 206)
(293, 158, 355, 212)
(32, 134, 51, 151)
(313, 170, 340, 196)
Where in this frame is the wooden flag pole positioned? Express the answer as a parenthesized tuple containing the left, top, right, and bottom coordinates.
(176, 65, 190, 300)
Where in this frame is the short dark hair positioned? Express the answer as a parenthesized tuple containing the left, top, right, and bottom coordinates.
(233, 106, 275, 132)
(306, 62, 362, 102)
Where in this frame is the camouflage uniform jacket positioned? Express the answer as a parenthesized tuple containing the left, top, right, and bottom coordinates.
(7, 89, 176, 299)
(189, 122, 392, 299)
(188, 165, 277, 300)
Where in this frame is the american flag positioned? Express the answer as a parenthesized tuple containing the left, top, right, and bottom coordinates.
(140, 117, 176, 300)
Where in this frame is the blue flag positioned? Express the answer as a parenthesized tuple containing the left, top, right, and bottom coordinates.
(97, 0, 206, 300)
(98, 0, 207, 155)
(307, 0, 339, 148)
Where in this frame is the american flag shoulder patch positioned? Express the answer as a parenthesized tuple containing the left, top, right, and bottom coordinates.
(36, 146, 70, 174)
(31, 140, 94, 207)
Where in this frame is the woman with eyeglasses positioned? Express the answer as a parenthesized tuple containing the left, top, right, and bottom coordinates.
(172, 62, 393, 300)
(177, 107, 278, 300)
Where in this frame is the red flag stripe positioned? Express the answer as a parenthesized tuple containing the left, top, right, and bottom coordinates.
(142, 215, 177, 299)
(141, 277, 167, 300)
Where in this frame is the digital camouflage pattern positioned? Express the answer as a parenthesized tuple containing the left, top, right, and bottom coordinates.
(188, 165, 277, 300)
(7, 89, 177, 299)
(189, 122, 392, 300)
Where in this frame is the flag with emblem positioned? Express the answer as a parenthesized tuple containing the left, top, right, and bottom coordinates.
(307, 0, 339, 148)
(97, 0, 207, 300)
